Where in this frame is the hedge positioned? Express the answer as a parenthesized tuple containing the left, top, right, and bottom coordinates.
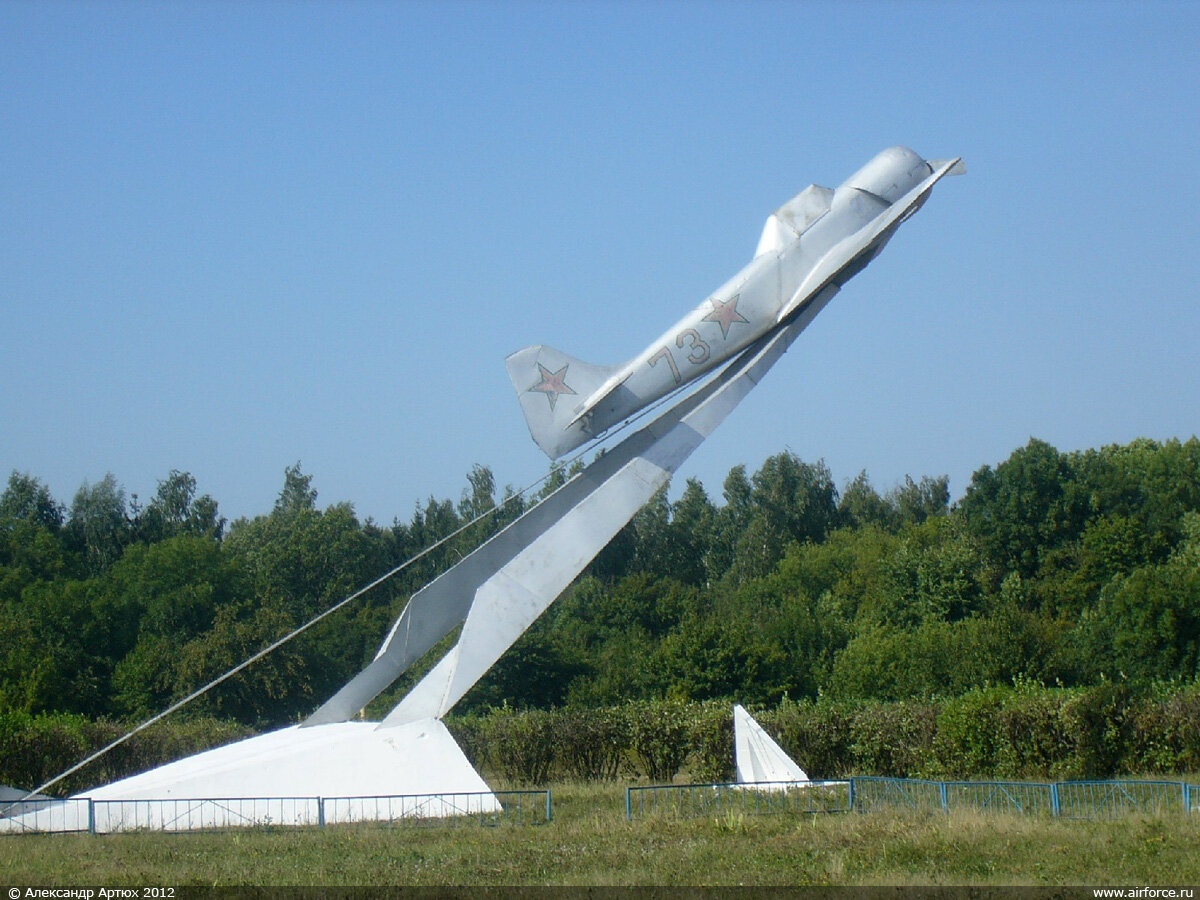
(450, 682, 1200, 784)
(4, 681, 1198, 793)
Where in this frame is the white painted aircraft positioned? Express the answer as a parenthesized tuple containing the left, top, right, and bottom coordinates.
(507, 146, 964, 459)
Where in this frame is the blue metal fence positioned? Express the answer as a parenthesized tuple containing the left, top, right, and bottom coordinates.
(1054, 780, 1188, 818)
(93, 796, 322, 832)
(626, 777, 1200, 821)
(849, 777, 945, 813)
(945, 780, 1056, 816)
(0, 789, 551, 834)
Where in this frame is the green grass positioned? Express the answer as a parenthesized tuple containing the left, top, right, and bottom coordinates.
(2, 781, 1199, 886)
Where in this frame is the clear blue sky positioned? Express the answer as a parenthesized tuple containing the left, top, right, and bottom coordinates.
(3, 0, 1198, 524)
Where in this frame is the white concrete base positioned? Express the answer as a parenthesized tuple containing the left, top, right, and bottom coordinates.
(0, 719, 498, 833)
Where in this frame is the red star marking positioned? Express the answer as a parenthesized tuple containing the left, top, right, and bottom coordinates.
(528, 363, 576, 410)
(702, 293, 750, 339)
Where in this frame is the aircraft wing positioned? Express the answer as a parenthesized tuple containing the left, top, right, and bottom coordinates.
(776, 156, 965, 323)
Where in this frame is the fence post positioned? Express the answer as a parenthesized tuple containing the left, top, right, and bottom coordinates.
(317, 797, 325, 828)
(545, 790, 553, 823)
(1050, 783, 1061, 817)
(939, 782, 948, 813)
(848, 778, 855, 813)
(625, 788, 632, 821)
(87, 798, 95, 835)
(1183, 783, 1190, 815)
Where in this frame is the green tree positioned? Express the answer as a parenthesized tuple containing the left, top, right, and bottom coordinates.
(201, 465, 389, 721)
(655, 613, 782, 703)
(108, 536, 244, 717)
(458, 464, 496, 521)
(0, 577, 115, 715)
(274, 462, 318, 515)
(459, 624, 590, 711)
(704, 465, 753, 581)
(1, 474, 69, 602)
(870, 517, 985, 629)
(890, 474, 950, 526)
(838, 470, 897, 531)
(729, 452, 838, 582)
(1077, 513, 1200, 683)
(959, 438, 1086, 581)
(66, 474, 132, 575)
(0, 472, 64, 531)
(667, 478, 716, 586)
(620, 486, 669, 578)
(136, 470, 224, 543)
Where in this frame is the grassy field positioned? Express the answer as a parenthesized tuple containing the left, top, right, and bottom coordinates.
(2, 782, 1198, 886)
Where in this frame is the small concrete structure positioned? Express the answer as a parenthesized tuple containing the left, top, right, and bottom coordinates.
(734, 704, 809, 787)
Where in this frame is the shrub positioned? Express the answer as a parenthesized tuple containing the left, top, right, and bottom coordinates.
(934, 688, 1009, 778)
(760, 697, 856, 778)
(444, 713, 489, 769)
(685, 700, 733, 783)
(851, 700, 937, 778)
(624, 698, 692, 782)
(6, 680, 1199, 796)
(478, 707, 558, 785)
(1061, 681, 1138, 779)
(1120, 683, 1200, 775)
(554, 705, 627, 781)
(994, 683, 1075, 779)
(0, 712, 252, 797)
(0, 710, 90, 795)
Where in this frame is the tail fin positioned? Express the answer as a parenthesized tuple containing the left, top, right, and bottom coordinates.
(505, 345, 618, 459)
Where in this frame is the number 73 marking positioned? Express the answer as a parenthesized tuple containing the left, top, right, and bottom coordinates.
(648, 329, 712, 385)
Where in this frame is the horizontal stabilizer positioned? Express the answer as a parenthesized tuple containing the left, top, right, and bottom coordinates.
(505, 345, 619, 459)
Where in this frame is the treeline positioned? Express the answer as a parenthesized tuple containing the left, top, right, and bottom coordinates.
(0, 463, 529, 724)
(1, 436, 1199, 731)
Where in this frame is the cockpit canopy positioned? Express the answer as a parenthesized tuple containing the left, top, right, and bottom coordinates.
(838, 146, 929, 204)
